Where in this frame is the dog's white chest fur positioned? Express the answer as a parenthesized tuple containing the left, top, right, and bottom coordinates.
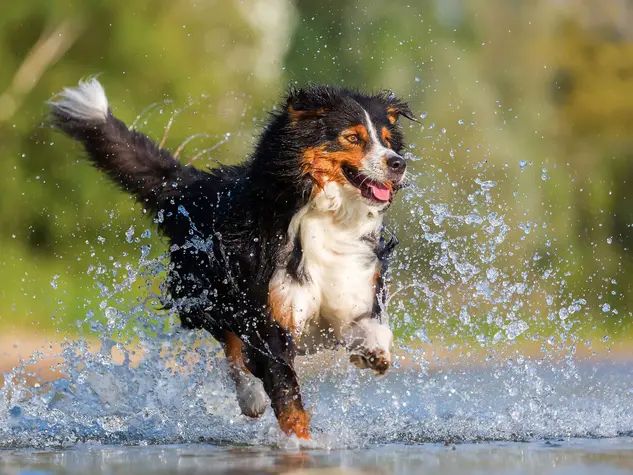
(270, 182, 383, 351)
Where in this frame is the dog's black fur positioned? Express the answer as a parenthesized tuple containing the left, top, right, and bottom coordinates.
(49, 83, 411, 436)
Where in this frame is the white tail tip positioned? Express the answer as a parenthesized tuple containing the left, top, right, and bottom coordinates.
(49, 77, 109, 122)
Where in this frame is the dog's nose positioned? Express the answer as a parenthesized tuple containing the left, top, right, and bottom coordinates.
(386, 154, 406, 173)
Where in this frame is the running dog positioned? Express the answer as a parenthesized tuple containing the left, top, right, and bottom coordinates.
(48, 78, 414, 439)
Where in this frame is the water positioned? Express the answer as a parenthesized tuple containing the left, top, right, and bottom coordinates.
(2, 358, 633, 473)
(2, 354, 633, 472)
(2, 438, 633, 475)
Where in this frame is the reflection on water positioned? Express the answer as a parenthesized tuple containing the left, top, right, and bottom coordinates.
(2, 438, 633, 475)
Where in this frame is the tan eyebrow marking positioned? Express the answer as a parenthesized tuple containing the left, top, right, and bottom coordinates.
(341, 124, 369, 142)
(381, 127, 392, 148)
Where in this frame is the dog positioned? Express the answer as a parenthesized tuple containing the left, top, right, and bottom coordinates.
(48, 78, 414, 439)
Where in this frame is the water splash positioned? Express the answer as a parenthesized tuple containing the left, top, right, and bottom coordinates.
(1, 145, 630, 450)
(2, 341, 633, 449)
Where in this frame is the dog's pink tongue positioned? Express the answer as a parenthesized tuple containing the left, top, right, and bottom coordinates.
(369, 184, 390, 201)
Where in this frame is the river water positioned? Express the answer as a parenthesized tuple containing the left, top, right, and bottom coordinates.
(2, 437, 633, 475)
(1, 356, 632, 474)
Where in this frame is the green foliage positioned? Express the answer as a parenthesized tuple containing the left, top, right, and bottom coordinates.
(1, 0, 632, 343)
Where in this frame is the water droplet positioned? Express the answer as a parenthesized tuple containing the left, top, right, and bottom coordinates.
(505, 320, 528, 340)
(459, 307, 471, 325)
(475, 179, 497, 191)
(125, 226, 135, 243)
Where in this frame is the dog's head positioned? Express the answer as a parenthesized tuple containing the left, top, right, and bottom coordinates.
(284, 85, 416, 207)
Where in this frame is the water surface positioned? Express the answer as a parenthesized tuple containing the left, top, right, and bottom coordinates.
(2, 438, 633, 475)
(2, 359, 633, 474)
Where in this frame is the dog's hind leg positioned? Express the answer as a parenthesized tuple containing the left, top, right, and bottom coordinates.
(224, 332, 267, 418)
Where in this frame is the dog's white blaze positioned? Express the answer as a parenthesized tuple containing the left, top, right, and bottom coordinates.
(270, 181, 393, 363)
(49, 78, 109, 122)
(361, 109, 393, 173)
(363, 109, 388, 153)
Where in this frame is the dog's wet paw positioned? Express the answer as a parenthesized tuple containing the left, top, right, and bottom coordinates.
(349, 348, 391, 376)
(236, 377, 267, 418)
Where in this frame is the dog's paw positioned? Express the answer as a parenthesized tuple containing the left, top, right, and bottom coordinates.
(236, 377, 267, 418)
(277, 405, 312, 440)
(349, 348, 391, 376)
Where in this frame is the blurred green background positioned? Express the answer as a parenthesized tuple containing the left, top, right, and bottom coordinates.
(1, 0, 632, 350)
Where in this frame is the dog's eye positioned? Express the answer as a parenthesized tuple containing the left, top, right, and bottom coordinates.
(346, 134, 360, 144)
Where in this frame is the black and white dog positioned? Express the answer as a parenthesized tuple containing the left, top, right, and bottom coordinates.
(48, 78, 414, 438)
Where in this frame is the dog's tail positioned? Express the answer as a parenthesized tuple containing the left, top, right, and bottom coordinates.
(48, 78, 193, 210)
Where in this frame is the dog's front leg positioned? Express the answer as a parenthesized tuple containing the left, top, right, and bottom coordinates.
(344, 316, 394, 376)
(243, 320, 311, 439)
(345, 227, 397, 375)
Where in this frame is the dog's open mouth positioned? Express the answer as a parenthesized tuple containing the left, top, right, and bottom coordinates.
(342, 165, 391, 202)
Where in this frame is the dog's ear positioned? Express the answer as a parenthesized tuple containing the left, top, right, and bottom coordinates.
(286, 85, 335, 121)
(386, 103, 418, 124)
(381, 91, 418, 124)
